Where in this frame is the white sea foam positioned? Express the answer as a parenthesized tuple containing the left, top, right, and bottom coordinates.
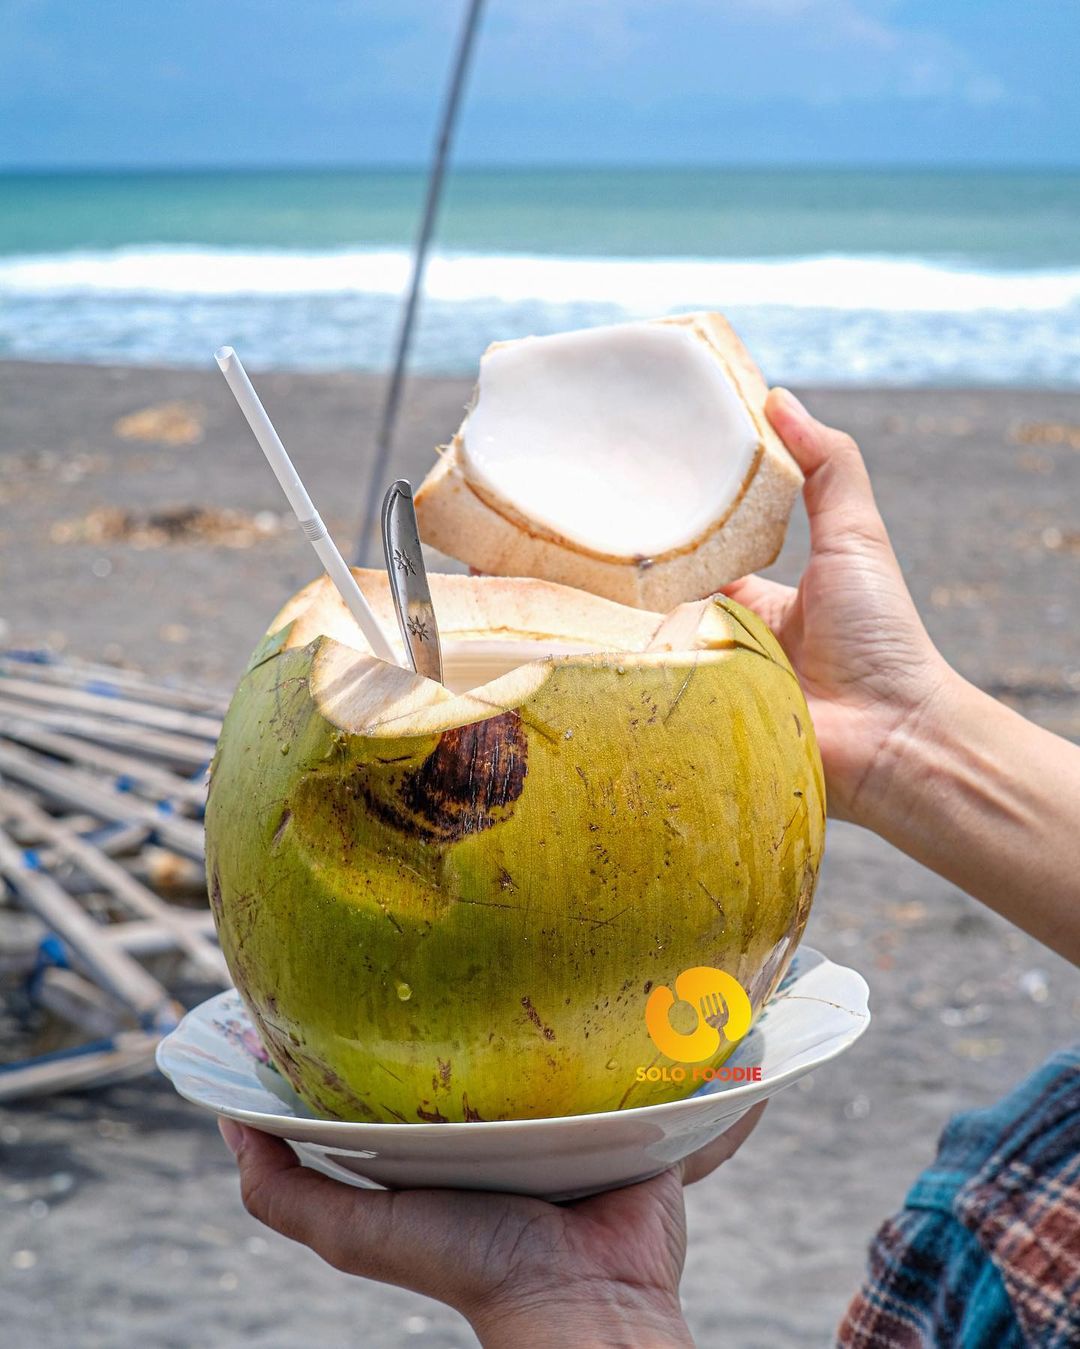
(2, 245, 1080, 315)
(2, 244, 1079, 383)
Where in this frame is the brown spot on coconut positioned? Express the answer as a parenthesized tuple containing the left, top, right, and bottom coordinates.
(356, 711, 528, 844)
(417, 1103, 449, 1124)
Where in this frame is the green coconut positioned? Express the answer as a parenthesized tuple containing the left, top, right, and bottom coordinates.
(205, 571, 825, 1122)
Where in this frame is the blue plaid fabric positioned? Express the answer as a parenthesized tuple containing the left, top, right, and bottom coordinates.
(838, 1045, 1080, 1348)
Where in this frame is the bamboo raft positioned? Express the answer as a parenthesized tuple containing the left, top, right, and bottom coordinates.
(0, 650, 231, 1101)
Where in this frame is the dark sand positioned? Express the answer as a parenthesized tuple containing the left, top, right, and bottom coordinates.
(0, 362, 1078, 1347)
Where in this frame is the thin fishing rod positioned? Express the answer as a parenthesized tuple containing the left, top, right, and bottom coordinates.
(352, 0, 486, 565)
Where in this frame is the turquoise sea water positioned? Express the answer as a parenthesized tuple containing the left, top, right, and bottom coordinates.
(2, 168, 1079, 383)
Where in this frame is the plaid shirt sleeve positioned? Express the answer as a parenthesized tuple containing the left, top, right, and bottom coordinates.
(837, 1044, 1080, 1349)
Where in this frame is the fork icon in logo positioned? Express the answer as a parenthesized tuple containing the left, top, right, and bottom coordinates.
(699, 991, 731, 1033)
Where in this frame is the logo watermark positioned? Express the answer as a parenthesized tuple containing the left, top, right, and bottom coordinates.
(638, 964, 760, 1082)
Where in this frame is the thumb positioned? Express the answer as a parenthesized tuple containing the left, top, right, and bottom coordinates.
(765, 388, 889, 555)
(719, 574, 794, 634)
(681, 1101, 768, 1186)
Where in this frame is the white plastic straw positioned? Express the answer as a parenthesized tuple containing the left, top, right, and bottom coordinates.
(214, 346, 398, 665)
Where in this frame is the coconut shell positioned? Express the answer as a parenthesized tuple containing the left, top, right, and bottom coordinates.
(205, 572, 825, 1123)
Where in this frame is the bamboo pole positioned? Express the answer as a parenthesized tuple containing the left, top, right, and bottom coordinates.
(0, 908, 47, 974)
(0, 741, 205, 859)
(0, 720, 207, 806)
(103, 912, 217, 954)
(0, 823, 173, 1022)
(0, 1031, 162, 1103)
(0, 694, 215, 771)
(0, 675, 222, 739)
(0, 655, 229, 716)
(84, 822, 152, 857)
(0, 910, 217, 976)
(35, 967, 126, 1038)
(17, 811, 150, 858)
(0, 788, 227, 983)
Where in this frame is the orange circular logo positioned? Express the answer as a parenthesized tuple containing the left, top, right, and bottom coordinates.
(644, 966, 752, 1064)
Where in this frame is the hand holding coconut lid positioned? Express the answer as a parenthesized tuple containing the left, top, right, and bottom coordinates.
(414, 312, 802, 610)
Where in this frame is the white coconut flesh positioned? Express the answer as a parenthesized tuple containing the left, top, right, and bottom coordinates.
(461, 321, 761, 560)
(269, 572, 750, 712)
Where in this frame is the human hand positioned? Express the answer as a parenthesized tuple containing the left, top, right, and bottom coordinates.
(218, 1103, 765, 1348)
(724, 389, 954, 827)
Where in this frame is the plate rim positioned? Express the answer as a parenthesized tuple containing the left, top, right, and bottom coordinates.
(156, 946, 870, 1136)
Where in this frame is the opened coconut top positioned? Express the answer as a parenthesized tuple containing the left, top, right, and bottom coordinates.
(261, 570, 792, 736)
(414, 312, 802, 611)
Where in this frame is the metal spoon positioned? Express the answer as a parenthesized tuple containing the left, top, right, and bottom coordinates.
(380, 480, 444, 684)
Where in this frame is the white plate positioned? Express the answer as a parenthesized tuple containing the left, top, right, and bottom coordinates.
(157, 947, 869, 1201)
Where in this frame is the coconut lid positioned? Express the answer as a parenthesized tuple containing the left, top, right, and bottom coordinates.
(413, 312, 802, 612)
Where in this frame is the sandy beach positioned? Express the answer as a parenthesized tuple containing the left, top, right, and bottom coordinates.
(1, 360, 1078, 1347)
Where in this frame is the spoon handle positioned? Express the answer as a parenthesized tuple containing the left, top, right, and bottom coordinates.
(381, 480, 444, 684)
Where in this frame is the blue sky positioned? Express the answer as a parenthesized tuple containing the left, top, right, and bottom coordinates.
(1, 0, 1078, 168)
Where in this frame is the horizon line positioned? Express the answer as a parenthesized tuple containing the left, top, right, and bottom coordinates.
(3, 160, 1080, 178)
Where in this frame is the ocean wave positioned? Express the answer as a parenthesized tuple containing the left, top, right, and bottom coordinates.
(2, 245, 1080, 315)
(2, 245, 1080, 384)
